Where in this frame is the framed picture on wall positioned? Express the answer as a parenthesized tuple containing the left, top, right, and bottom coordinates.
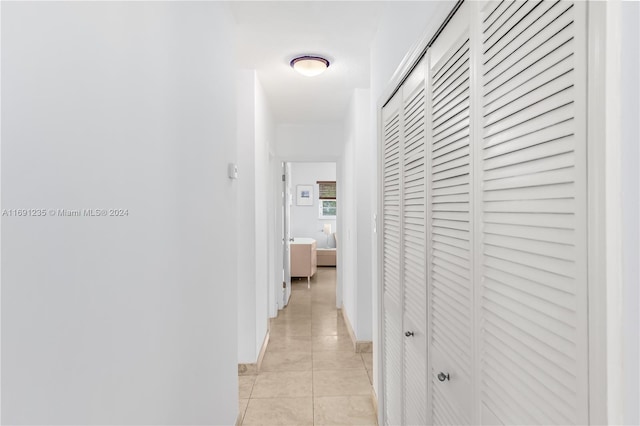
(296, 185, 313, 206)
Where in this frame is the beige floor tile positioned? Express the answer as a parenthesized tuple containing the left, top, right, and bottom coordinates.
(312, 312, 342, 321)
(270, 322, 312, 337)
(312, 287, 334, 293)
(239, 398, 249, 424)
(239, 375, 257, 399)
(285, 303, 311, 311)
(288, 298, 311, 306)
(312, 297, 337, 303)
(312, 335, 354, 352)
(312, 305, 337, 312)
(252, 371, 313, 398)
(312, 322, 349, 337)
(313, 369, 372, 396)
(271, 317, 312, 328)
(242, 397, 313, 426)
(290, 291, 311, 297)
(361, 353, 373, 371)
(313, 351, 365, 370)
(312, 289, 335, 296)
(312, 301, 339, 309)
(279, 310, 312, 318)
(276, 311, 311, 321)
(266, 335, 312, 353)
(314, 396, 377, 425)
(261, 351, 312, 371)
(312, 319, 346, 331)
(366, 369, 373, 386)
(312, 314, 343, 323)
(312, 310, 341, 319)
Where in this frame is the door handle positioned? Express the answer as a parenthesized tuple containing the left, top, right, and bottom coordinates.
(437, 372, 450, 382)
(405, 331, 414, 337)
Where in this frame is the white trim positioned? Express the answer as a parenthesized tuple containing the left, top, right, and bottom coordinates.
(424, 47, 435, 426)
(469, 2, 483, 423)
(587, 1, 624, 424)
(603, 2, 624, 422)
(373, 101, 386, 425)
(376, 1, 462, 112)
(375, 103, 385, 426)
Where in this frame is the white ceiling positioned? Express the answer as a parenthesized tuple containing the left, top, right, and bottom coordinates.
(230, 2, 383, 124)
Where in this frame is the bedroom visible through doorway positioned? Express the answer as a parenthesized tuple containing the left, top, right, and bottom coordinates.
(281, 162, 338, 305)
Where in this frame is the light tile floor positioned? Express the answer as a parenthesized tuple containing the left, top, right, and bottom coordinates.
(238, 267, 377, 426)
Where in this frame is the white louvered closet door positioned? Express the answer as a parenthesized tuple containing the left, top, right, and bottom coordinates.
(427, 3, 474, 425)
(381, 92, 404, 426)
(380, 0, 591, 424)
(478, 1, 589, 424)
(401, 57, 428, 426)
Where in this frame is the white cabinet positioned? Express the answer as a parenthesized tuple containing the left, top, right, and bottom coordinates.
(380, 1, 589, 424)
(290, 239, 317, 288)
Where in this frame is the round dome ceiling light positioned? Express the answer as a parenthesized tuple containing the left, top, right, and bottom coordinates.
(290, 56, 330, 77)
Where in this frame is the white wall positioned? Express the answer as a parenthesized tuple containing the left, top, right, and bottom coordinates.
(368, 0, 454, 401)
(237, 70, 258, 364)
(290, 163, 337, 249)
(621, 2, 640, 424)
(237, 71, 275, 364)
(275, 123, 344, 161)
(254, 75, 275, 350)
(340, 89, 373, 341)
(1, 2, 238, 424)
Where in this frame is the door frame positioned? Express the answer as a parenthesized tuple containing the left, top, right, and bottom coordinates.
(585, 1, 624, 423)
(375, 1, 624, 424)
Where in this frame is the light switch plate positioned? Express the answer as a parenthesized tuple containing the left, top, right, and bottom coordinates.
(228, 163, 238, 179)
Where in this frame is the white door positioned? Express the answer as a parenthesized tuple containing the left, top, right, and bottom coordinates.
(381, 58, 430, 426)
(283, 161, 292, 306)
(381, 91, 404, 426)
(427, 3, 474, 424)
(477, 1, 589, 424)
(401, 56, 429, 426)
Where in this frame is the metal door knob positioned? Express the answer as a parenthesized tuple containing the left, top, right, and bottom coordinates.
(437, 372, 450, 382)
(405, 331, 414, 337)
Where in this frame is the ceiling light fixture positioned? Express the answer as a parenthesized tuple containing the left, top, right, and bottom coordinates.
(290, 56, 330, 77)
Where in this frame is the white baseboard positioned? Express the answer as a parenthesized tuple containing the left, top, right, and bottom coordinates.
(340, 308, 372, 353)
(238, 330, 270, 376)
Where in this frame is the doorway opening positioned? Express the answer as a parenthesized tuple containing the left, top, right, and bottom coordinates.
(280, 161, 338, 309)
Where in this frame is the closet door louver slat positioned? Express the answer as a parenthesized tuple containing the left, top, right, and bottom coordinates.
(429, 31, 473, 426)
(479, 1, 588, 424)
(382, 93, 403, 426)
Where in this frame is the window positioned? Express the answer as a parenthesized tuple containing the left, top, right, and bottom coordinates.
(319, 199, 336, 219)
(317, 181, 336, 200)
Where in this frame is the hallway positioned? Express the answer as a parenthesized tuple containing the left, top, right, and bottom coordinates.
(238, 267, 376, 425)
